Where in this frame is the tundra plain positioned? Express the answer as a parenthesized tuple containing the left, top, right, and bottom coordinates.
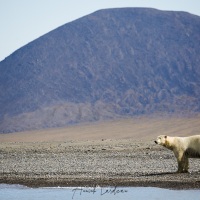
(0, 115, 200, 188)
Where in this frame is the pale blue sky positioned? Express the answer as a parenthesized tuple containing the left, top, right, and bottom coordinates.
(0, 0, 200, 61)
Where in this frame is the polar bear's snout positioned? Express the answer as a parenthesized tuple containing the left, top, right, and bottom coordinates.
(154, 140, 158, 144)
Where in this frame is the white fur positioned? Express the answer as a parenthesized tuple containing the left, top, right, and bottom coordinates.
(155, 135, 200, 173)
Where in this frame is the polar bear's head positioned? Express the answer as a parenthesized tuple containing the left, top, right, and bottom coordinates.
(155, 135, 174, 150)
(155, 135, 167, 145)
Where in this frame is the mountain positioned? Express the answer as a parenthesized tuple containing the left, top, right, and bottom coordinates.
(0, 8, 200, 133)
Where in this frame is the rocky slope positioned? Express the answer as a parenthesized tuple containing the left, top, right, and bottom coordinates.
(0, 8, 200, 133)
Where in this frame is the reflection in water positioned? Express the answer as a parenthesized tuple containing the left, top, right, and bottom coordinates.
(0, 184, 200, 200)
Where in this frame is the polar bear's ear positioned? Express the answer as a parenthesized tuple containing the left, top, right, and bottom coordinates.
(164, 135, 167, 139)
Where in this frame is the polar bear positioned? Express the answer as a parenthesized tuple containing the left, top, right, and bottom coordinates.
(155, 135, 200, 173)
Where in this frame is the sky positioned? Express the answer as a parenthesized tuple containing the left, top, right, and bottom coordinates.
(0, 0, 200, 62)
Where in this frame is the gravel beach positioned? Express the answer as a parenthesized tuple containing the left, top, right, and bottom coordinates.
(0, 139, 200, 189)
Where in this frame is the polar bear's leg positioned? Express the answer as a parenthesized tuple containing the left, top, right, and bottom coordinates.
(177, 154, 188, 173)
(183, 157, 189, 173)
(174, 150, 183, 173)
(174, 150, 186, 173)
(177, 159, 184, 173)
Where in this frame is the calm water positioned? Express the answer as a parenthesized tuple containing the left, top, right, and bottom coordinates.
(0, 184, 200, 200)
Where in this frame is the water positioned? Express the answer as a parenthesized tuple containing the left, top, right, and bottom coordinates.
(0, 184, 200, 200)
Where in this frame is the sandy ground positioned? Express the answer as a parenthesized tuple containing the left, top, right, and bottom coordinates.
(0, 115, 200, 142)
(0, 115, 200, 189)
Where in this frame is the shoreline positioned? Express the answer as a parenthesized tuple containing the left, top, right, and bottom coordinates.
(1, 139, 200, 189)
(1, 176, 200, 189)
